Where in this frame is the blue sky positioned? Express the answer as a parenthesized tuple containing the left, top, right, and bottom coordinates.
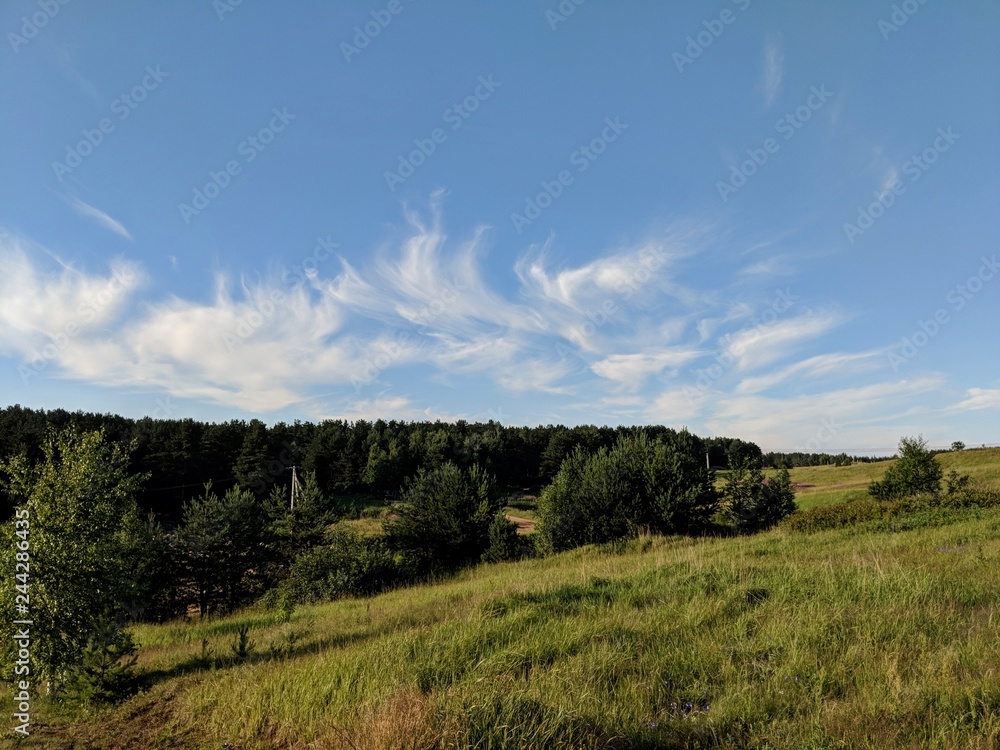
(1, 0, 998, 453)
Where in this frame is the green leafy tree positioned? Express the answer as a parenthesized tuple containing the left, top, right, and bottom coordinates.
(285, 529, 398, 602)
(0, 428, 154, 693)
(723, 462, 797, 533)
(950, 441, 966, 452)
(176, 484, 270, 615)
(868, 436, 942, 500)
(384, 463, 500, 573)
(539, 432, 717, 552)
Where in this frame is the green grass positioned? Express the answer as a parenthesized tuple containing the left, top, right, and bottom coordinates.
(779, 446, 1000, 510)
(13, 448, 1000, 748)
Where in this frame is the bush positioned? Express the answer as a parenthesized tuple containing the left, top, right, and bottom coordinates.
(286, 529, 399, 602)
(538, 432, 717, 552)
(782, 498, 902, 533)
(482, 513, 524, 563)
(62, 619, 138, 705)
(868, 436, 942, 500)
(385, 463, 501, 573)
(783, 488, 1000, 534)
(723, 464, 797, 534)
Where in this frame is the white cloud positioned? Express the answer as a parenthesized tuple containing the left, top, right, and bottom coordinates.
(3, 207, 711, 412)
(646, 386, 708, 423)
(722, 312, 846, 371)
(66, 196, 133, 240)
(955, 388, 1000, 411)
(707, 377, 944, 449)
(703, 376, 945, 451)
(761, 40, 784, 107)
(0, 240, 143, 357)
(734, 349, 886, 394)
(4, 202, 956, 443)
(879, 166, 900, 197)
(591, 348, 703, 389)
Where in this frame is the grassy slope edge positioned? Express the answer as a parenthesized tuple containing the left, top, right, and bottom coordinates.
(14, 449, 1000, 749)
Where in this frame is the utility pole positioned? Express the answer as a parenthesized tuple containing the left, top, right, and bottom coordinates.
(290, 465, 299, 510)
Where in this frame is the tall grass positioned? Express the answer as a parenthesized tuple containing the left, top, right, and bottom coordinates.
(17, 508, 999, 749)
(12, 448, 1000, 748)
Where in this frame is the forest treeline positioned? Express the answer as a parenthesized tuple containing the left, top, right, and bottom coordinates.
(0, 405, 878, 522)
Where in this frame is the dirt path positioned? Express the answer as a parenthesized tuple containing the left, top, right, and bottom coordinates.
(505, 515, 537, 535)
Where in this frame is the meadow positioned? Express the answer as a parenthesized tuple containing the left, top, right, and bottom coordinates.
(18, 449, 1000, 749)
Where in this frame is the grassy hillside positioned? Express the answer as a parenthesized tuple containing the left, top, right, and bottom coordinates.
(16, 448, 1000, 749)
(784, 446, 1000, 510)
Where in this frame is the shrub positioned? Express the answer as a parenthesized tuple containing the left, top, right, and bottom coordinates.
(782, 488, 1000, 534)
(287, 529, 399, 602)
(868, 436, 942, 500)
(782, 498, 900, 533)
(722, 463, 797, 533)
(62, 619, 138, 705)
(482, 513, 523, 563)
(384, 463, 501, 573)
(538, 432, 717, 552)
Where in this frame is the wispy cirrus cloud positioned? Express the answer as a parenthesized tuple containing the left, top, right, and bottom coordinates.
(761, 39, 784, 108)
(734, 349, 887, 394)
(723, 311, 848, 371)
(954, 388, 1000, 411)
(590, 347, 703, 389)
(65, 196, 133, 240)
(0, 201, 972, 453)
(0, 205, 701, 413)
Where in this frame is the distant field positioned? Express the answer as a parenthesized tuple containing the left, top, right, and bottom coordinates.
(783, 446, 1000, 510)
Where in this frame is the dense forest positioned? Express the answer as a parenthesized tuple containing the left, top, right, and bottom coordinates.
(0, 405, 881, 523)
